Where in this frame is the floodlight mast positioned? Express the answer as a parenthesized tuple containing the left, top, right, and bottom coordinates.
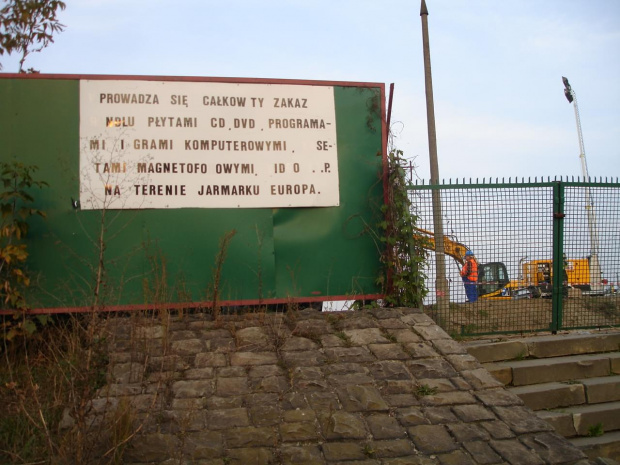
(562, 77, 603, 292)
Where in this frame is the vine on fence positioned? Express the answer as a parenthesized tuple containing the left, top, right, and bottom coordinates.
(379, 150, 428, 307)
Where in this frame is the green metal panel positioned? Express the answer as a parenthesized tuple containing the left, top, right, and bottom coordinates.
(0, 76, 385, 311)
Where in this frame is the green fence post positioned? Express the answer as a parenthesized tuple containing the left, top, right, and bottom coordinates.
(551, 182, 565, 333)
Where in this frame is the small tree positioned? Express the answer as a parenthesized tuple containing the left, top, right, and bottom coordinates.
(0, 0, 66, 72)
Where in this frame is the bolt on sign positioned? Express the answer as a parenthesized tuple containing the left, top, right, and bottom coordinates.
(79, 80, 339, 209)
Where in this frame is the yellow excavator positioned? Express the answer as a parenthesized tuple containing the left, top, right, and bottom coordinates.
(413, 228, 596, 299)
(413, 227, 510, 299)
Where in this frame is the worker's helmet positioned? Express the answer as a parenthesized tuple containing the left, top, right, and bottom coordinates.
(465, 251, 474, 256)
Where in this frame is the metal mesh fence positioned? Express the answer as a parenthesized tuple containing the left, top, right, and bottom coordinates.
(409, 178, 620, 336)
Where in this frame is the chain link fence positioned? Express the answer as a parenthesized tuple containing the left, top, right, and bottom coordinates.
(409, 178, 620, 336)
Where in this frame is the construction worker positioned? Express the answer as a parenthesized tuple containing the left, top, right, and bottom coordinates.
(461, 250, 478, 302)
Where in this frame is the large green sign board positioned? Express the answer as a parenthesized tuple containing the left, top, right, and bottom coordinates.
(1, 75, 386, 312)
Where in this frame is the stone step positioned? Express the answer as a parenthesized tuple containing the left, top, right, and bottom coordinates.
(510, 375, 620, 410)
(484, 352, 620, 386)
(510, 381, 586, 411)
(538, 401, 620, 438)
(465, 331, 620, 363)
(570, 430, 620, 461)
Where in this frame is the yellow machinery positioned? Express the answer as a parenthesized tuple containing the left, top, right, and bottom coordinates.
(414, 227, 595, 299)
(413, 228, 510, 299)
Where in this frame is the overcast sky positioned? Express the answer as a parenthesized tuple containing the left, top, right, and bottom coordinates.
(2, 0, 619, 182)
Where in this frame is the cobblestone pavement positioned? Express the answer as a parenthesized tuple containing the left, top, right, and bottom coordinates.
(91, 307, 608, 464)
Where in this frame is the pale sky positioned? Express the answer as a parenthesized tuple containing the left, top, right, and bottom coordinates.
(2, 0, 619, 182)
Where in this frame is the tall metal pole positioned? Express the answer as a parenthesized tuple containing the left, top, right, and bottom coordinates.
(421, 0, 450, 311)
(562, 77, 603, 291)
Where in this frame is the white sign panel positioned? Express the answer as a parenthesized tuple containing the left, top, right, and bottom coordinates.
(79, 80, 339, 209)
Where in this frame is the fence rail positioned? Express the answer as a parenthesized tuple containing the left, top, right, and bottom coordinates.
(408, 178, 620, 336)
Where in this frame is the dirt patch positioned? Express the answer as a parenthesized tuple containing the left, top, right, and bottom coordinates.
(425, 295, 620, 336)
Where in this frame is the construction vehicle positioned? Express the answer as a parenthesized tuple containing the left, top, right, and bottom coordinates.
(414, 227, 604, 299)
(413, 227, 509, 299)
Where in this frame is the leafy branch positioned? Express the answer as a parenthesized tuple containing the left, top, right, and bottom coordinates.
(0, 0, 66, 72)
(1, 161, 47, 338)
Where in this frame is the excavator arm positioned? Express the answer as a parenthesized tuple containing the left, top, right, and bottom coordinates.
(412, 227, 470, 267)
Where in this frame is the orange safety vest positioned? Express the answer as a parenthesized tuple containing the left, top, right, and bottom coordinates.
(461, 258, 478, 282)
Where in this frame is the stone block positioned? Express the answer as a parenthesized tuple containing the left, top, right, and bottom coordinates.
(230, 351, 278, 366)
(433, 338, 468, 355)
(337, 385, 389, 412)
(171, 338, 205, 355)
(280, 422, 319, 442)
(280, 336, 319, 351)
(369, 360, 413, 380)
(388, 329, 422, 343)
(279, 444, 324, 465)
(481, 364, 512, 385)
(462, 441, 502, 465)
(571, 401, 620, 435)
(445, 354, 481, 371)
(321, 441, 366, 461)
(479, 420, 515, 439)
(396, 407, 428, 426)
(370, 439, 415, 458)
(582, 375, 620, 403)
(412, 324, 451, 341)
(248, 404, 280, 427)
(322, 411, 368, 439)
(418, 390, 476, 407)
(206, 408, 249, 430)
(510, 382, 586, 410)
(124, 433, 180, 462)
(216, 377, 249, 397)
(488, 439, 544, 465)
(224, 426, 276, 448)
(404, 342, 439, 358)
(195, 352, 227, 368)
(509, 354, 611, 386)
(234, 326, 269, 349)
(610, 352, 620, 374)
(172, 379, 213, 398)
(343, 328, 389, 345)
(452, 404, 496, 423)
(521, 432, 585, 463)
(436, 450, 477, 465)
(183, 431, 223, 459)
(423, 406, 458, 424)
(385, 394, 419, 408)
(536, 410, 577, 437)
(282, 409, 315, 423)
(377, 318, 408, 329)
(324, 346, 375, 363)
(447, 423, 491, 443)
(526, 332, 620, 358)
(466, 340, 528, 363)
(281, 350, 326, 367)
(368, 343, 410, 360)
(492, 406, 554, 434)
(249, 375, 288, 393)
(366, 414, 407, 439)
(328, 372, 374, 386)
(406, 358, 458, 379)
(226, 447, 274, 465)
(408, 424, 458, 453)
(570, 431, 620, 461)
